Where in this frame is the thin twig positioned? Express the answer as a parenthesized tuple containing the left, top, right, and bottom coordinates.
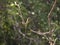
(48, 0, 57, 29)
(30, 29, 52, 35)
(14, 2, 25, 24)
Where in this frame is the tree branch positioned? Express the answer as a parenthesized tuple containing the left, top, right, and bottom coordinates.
(48, 0, 57, 29)
(30, 28, 55, 36)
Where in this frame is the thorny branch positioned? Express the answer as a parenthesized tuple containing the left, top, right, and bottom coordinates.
(14, 0, 57, 45)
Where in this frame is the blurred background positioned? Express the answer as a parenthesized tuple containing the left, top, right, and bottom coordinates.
(0, 0, 60, 45)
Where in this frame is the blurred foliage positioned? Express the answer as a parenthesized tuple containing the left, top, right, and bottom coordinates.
(0, 0, 60, 45)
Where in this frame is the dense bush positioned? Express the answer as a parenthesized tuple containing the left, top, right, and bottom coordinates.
(0, 0, 60, 45)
